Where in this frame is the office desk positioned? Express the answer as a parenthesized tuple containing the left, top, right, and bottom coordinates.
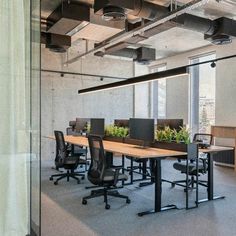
(198, 145, 234, 203)
(47, 135, 186, 216)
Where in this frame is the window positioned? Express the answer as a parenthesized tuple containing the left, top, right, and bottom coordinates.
(190, 53, 216, 134)
(150, 64, 167, 118)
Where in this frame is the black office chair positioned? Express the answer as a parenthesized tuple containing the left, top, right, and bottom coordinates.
(82, 135, 130, 209)
(49, 131, 85, 185)
(125, 138, 151, 186)
(171, 133, 213, 190)
(66, 127, 89, 171)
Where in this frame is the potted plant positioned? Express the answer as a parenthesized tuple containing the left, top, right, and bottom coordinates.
(153, 126, 190, 152)
(104, 124, 129, 143)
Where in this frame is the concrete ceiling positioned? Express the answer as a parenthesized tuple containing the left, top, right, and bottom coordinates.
(41, 0, 236, 60)
(142, 28, 211, 59)
(140, 0, 236, 59)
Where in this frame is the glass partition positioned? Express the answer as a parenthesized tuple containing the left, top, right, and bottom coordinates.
(0, 1, 41, 235)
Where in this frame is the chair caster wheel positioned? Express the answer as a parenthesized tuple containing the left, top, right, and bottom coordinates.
(105, 204, 110, 210)
(82, 199, 87, 205)
(54, 182, 58, 185)
(49, 177, 53, 181)
(81, 176, 85, 180)
(171, 183, 175, 188)
(126, 198, 131, 204)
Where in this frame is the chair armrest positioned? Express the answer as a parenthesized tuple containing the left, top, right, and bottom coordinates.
(113, 167, 122, 186)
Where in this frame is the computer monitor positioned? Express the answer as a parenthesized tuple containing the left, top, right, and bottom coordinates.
(129, 118, 154, 147)
(157, 119, 183, 131)
(114, 119, 129, 128)
(90, 118, 105, 137)
(75, 118, 90, 133)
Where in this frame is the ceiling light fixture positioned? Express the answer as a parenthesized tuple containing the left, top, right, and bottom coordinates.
(78, 66, 188, 94)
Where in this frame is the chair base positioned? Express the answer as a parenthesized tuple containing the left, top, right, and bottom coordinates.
(170, 176, 208, 191)
(82, 187, 130, 209)
(50, 170, 85, 185)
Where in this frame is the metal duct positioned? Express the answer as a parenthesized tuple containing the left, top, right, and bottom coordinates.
(95, 46, 156, 63)
(46, 1, 90, 35)
(173, 13, 216, 35)
(41, 32, 71, 53)
(94, 0, 169, 21)
(131, 0, 169, 20)
(174, 14, 236, 45)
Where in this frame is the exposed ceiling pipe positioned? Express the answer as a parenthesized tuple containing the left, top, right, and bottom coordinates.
(96, 48, 137, 58)
(130, 0, 169, 20)
(173, 13, 216, 35)
(65, 0, 210, 64)
(96, 47, 156, 64)
(174, 13, 236, 44)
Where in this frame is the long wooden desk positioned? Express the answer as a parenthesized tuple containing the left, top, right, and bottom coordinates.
(198, 145, 233, 203)
(47, 135, 233, 215)
(47, 135, 186, 216)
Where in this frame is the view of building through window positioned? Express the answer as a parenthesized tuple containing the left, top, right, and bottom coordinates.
(190, 53, 216, 133)
(150, 64, 167, 118)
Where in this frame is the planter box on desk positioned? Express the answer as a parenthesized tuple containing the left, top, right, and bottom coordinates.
(103, 136, 124, 143)
(124, 137, 147, 146)
(152, 141, 188, 159)
(153, 141, 187, 151)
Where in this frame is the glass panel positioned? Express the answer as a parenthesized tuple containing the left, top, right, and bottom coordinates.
(190, 53, 216, 134)
(31, 0, 41, 235)
(0, 1, 40, 235)
(150, 64, 167, 118)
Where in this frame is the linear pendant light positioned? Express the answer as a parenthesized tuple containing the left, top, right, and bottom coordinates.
(78, 66, 188, 94)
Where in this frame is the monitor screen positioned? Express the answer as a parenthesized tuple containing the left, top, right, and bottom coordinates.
(129, 118, 154, 145)
(90, 118, 105, 137)
(114, 119, 129, 128)
(157, 119, 183, 131)
(75, 118, 90, 133)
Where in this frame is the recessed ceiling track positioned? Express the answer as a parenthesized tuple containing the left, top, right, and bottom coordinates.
(66, 0, 210, 65)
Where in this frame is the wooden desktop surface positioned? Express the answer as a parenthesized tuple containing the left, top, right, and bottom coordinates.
(47, 135, 186, 159)
(199, 145, 234, 153)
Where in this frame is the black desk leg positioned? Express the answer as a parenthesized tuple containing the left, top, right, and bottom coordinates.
(142, 161, 147, 180)
(138, 159, 177, 216)
(198, 153, 225, 204)
(122, 155, 125, 186)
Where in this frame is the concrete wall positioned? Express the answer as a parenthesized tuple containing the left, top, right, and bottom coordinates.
(41, 47, 134, 160)
(41, 39, 236, 159)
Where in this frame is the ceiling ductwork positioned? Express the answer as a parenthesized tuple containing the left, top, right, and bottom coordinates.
(95, 44, 156, 64)
(44, 1, 125, 47)
(174, 14, 236, 45)
(41, 32, 71, 53)
(46, 2, 90, 35)
(204, 17, 236, 45)
(94, 0, 169, 22)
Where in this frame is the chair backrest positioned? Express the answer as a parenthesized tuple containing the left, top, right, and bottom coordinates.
(87, 135, 106, 185)
(193, 133, 213, 147)
(54, 130, 67, 166)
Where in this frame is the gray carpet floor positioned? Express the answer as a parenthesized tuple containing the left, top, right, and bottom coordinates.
(41, 158, 236, 236)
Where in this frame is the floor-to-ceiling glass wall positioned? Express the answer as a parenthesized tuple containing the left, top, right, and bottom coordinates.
(190, 53, 216, 134)
(0, 0, 41, 235)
